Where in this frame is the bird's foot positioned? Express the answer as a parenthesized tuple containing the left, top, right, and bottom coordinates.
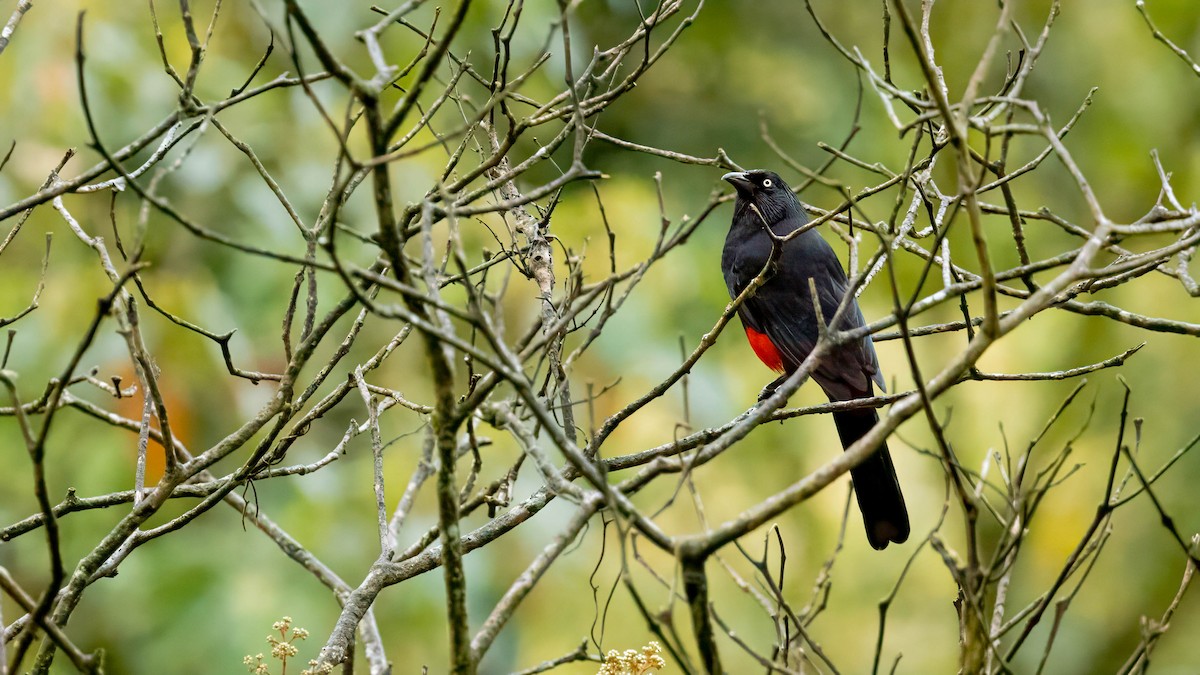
(758, 374, 788, 402)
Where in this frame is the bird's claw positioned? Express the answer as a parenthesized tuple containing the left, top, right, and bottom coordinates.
(758, 375, 787, 402)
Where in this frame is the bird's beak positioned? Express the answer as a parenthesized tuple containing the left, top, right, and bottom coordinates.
(722, 171, 753, 194)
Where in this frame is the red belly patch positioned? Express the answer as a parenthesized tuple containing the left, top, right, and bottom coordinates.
(744, 326, 785, 373)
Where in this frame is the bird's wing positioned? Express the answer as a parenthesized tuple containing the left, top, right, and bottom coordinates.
(746, 229, 882, 399)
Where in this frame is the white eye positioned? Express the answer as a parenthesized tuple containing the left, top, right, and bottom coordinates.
(762, 179, 773, 188)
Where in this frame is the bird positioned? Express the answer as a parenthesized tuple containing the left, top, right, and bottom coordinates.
(721, 169, 909, 550)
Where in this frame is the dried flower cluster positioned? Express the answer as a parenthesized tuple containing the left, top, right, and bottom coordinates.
(243, 617, 331, 675)
(597, 641, 666, 675)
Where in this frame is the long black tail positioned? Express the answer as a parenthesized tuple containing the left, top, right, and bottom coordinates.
(832, 406, 910, 550)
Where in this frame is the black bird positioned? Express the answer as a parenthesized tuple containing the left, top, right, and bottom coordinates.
(721, 169, 909, 550)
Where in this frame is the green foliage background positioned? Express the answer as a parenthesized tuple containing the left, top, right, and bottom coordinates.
(1, 0, 1199, 672)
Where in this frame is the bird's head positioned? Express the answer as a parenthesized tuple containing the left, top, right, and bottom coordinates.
(722, 170, 802, 225)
